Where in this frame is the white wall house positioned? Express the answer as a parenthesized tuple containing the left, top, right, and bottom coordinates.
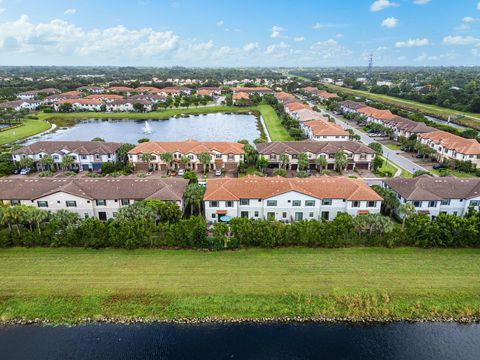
(384, 177, 480, 219)
(12, 141, 122, 171)
(204, 177, 383, 223)
(0, 178, 188, 221)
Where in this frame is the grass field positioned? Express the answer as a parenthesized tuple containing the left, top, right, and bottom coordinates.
(325, 84, 480, 130)
(0, 104, 290, 145)
(1, 247, 480, 323)
(0, 119, 51, 145)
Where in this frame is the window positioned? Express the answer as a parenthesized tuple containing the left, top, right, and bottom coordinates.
(121, 199, 130, 206)
(292, 200, 301, 207)
(188, 155, 194, 160)
(267, 212, 275, 220)
(267, 200, 277, 207)
(309, 212, 314, 218)
(428, 201, 437, 208)
(212, 213, 216, 219)
(226, 201, 234, 208)
(282, 212, 287, 218)
(228, 154, 235, 161)
(269, 154, 277, 160)
(294, 212, 303, 221)
(367, 201, 376, 208)
(352, 201, 360, 208)
(66, 201, 77, 207)
(240, 199, 250, 206)
(37, 201, 48, 208)
(291, 154, 298, 159)
(96, 199, 106, 206)
(10, 200, 20, 206)
(305, 200, 315, 207)
(321, 211, 329, 220)
(360, 153, 367, 160)
(441, 199, 450, 206)
(210, 201, 219, 208)
(113, 212, 118, 218)
(241, 211, 249, 218)
(215, 154, 222, 159)
(254, 211, 259, 217)
(470, 200, 480, 207)
(95, 154, 100, 160)
(322, 199, 332, 206)
(413, 201, 422, 208)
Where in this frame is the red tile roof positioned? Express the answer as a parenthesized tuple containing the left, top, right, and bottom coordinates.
(129, 140, 245, 155)
(418, 130, 480, 155)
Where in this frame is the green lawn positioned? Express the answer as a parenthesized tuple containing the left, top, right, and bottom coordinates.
(376, 156, 398, 176)
(0, 119, 51, 145)
(1, 247, 480, 323)
(431, 169, 477, 178)
(384, 143, 402, 151)
(325, 84, 480, 130)
(256, 104, 292, 141)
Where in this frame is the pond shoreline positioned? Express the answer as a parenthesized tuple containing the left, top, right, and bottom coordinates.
(3, 315, 480, 327)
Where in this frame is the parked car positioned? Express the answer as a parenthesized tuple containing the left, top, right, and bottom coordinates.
(306, 169, 312, 176)
(215, 169, 222, 176)
(20, 167, 31, 175)
(433, 163, 446, 170)
(415, 153, 425, 159)
(13, 168, 21, 174)
(177, 169, 185, 176)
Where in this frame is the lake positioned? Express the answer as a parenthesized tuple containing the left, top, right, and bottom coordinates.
(27, 113, 261, 144)
(1, 322, 479, 360)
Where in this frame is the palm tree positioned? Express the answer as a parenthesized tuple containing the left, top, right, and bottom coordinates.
(4, 205, 26, 236)
(279, 153, 290, 170)
(180, 156, 189, 169)
(52, 210, 80, 231)
(334, 151, 348, 174)
(315, 155, 327, 172)
(298, 152, 309, 171)
(140, 153, 152, 171)
(398, 203, 417, 228)
(39, 154, 54, 171)
(159, 152, 173, 171)
(18, 157, 33, 170)
(198, 152, 211, 174)
(61, 155, 75, 171)
(184, 183, 205, 216)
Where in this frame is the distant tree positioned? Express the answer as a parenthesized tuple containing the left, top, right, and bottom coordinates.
(133, 103, 145, 112)
(368, 142, 383, 155)
(61, 155, 75, 171)
(159, 152, 173, 171)
(184, 183, 205, 216)
(279, 153, 290, 170)
(298, 152, 309, 171)
(91, 137, 105, 142)
(334, 151, 348, 173)
(183, 170, 198, 184)
(273, 168, 288, 177)
(39, 154, 54, 171)
(256, 155, 269, 173)
(198, 152, 211, 174)
(137, 138, 150, 143)
(18, 157, 33, 169)
(315, 155, 327, 172)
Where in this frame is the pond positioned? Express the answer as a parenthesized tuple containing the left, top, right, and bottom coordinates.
(27, 113, 261, 144)
(1, 322, 479, 360)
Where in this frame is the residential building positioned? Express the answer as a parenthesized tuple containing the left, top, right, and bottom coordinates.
(384, 176, 480, 219)
(85, 94, 124, 102)
(12, 141, 122, 171)
(77, 86, 105, 93)
(128, 140, 245, 173)
(417, 130, 480, 167)
(54, 99, 103, 111)
(16, 88, 60, 100)
(284, 102, 311, 115)
(197, 87, 221, 96)
(257, 141, 375, 170)
(0, 100, 41, 111)
(108, 86, 135, 94)
(232, 86, 273, 94)
(204, 176, 383, 223)
(302, 120, 350, 141)
(291, 109, 327, 122)
(232, 92, 251, 105)
(0, 178, 188, 220)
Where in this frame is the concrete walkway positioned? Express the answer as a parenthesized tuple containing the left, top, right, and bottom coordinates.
(259, 115, 272, 142)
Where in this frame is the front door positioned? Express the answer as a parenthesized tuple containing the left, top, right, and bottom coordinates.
(295, 212, 303, 221)
(98, 212, 107, 221)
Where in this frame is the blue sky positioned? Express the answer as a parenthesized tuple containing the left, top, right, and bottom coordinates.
(0, 0, 479, 66)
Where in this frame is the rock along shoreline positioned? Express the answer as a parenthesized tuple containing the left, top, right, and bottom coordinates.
(2, 315, 480, 327)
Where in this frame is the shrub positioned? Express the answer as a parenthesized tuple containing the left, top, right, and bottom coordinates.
(39, 170, 54, 177)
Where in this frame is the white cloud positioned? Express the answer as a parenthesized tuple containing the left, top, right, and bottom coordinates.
(413, 0, 431, 4)
(293, 36, 305, 42)
(382, 17, 398, 28)
(478, 2, 480, 11)
(270, 25, 285, 39)
(473, 48, 480, 56)
(265, 41, 289, 54)
(395, 38, 429, 48)
(242, 42, 259, 52)
(462, 16, 479, 23)
(216, 20, 224, 27)
(64, 8, 76, 15)
(0, 15, 180, 59)
(310, 39, 352, 59)
(370, 0, 399, 12)
(443, 35, 480, 46)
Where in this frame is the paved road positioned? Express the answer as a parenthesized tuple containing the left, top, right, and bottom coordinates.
(324, 111, 429, 174)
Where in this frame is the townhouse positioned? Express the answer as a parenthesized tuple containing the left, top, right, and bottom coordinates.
(417, 130, 480, 167)
(54, 99, 103, 112)
(0, 178, 188, 221)
(256, 141, 375, 171)
(128, 140, 245, 173)
(291, 109, 327, 123)
(232, 86, 273, 94)
(384, 176, 480, 219)
(204, 176, 383, 223)
(77, 86, 105, 93)
(284, 102, 311, 116)
(0, 99, 41, 111)
(106, 99, 153, 112)
(232, 92, 251, 105)
(197, 87, 221, 97)
(302, 120, 350, 141)
(85, 94, 124, 102)
(12, 141, 122, 171)
(16, 88, 60, 100)
(303, 87, 338, 101)
(107, 86, 135, 94)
